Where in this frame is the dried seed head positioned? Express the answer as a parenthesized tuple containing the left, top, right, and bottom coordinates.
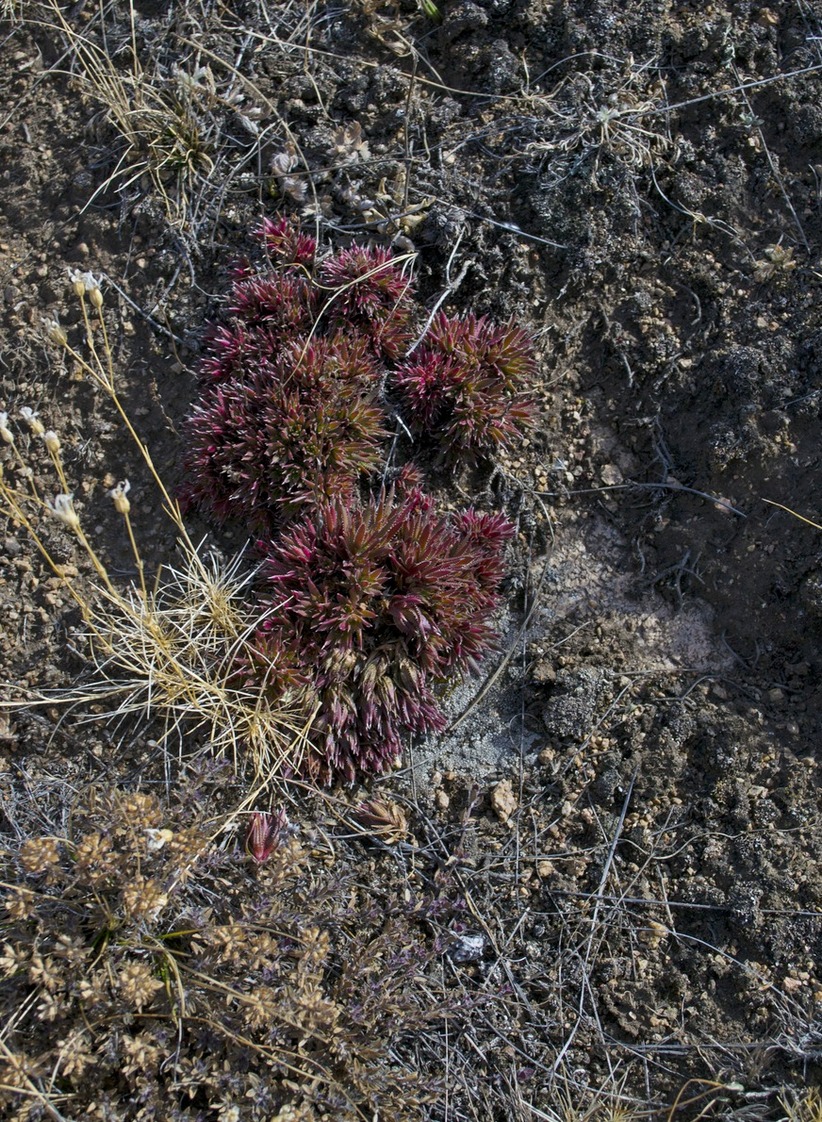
(109, 479, 131, 515)
(352, 798, 409, 844)
(48, 493, 81, 531)
(44, 318, 68, 347)
(116, 960, 164, 1011)
(0, 942, 28, 977)
(0, 412, 14, 445)
(5, 887, 37, 921)
(145, 827, 174, 851)
(42, 430, 60, 455)
(20, 407, 45, 437)
(88, 283, 103, 310)
(69, 269, 87, 299)
(122, 876, 168, 922)
(19, 837, 62, 876)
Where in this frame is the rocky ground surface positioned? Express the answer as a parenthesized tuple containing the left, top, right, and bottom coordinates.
(1, 2, 821, 1119)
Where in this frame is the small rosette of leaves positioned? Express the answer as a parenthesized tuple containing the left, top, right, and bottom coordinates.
(251, 486, 514, 781)
(257, 214, 318, 269)
(393, 311, 536, 458)
(199, 272, 319, 386)
(184, 334, 387, 534)
(319, 243, 416, 359)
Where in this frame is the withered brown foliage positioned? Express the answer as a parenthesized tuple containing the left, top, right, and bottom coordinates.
(0, 771, 462, 1122)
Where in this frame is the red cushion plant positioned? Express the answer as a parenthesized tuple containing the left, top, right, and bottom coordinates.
(183, 218, 535, 782)
(394, 311, 536, 460)
(250, 479, 515, 781)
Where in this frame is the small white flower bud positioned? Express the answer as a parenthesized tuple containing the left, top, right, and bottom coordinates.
(43, 430, 61, 454)
(109, 479, 131, 515)
(0, 412, 14, 445)
(48, 493, 81, 531)
(20, 407, 45, 437)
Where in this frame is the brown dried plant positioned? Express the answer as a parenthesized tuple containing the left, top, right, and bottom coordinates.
(0, 770, 454, 1121)
(41, 0, 217, 228)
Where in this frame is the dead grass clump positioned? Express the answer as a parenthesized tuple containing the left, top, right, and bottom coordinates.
(781, 1088, 822, 1122)
(40, 0, 219, 230)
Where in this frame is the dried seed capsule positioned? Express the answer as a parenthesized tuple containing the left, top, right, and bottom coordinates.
(44, 319, 68, 347)
(48, 493, 81, 531)
(20, 408, 45, 436)
(109, 479, 131, 515)
(43, 430, 60, 454)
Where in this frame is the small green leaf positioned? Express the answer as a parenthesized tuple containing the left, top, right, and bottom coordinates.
(420, 0, 442, 23)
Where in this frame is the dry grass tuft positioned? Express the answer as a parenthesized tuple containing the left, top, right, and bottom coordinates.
(781, 1088, 822, 1122)
(40, 0, 218, 229)
(0, 272, 312, 785)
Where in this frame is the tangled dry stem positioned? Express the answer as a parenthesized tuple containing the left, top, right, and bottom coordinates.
(0, 276, 311, 786)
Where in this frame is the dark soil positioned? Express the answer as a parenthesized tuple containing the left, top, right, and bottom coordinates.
(1, 1, 821, 1119)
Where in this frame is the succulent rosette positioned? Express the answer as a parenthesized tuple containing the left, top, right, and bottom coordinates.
(252, 486, 514, 781)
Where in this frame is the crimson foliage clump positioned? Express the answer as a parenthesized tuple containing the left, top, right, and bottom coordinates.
(394, 311, 535, 459)
(184, 219, 535, 781)
(251, 482, 514, 781)
(319, 243, 416, 359)
(185, 333, 386, 534)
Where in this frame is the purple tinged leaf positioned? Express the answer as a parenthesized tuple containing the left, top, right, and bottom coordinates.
(246, 809, 287, 863)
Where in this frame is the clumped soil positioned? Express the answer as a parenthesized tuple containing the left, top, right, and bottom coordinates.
(1, 1, 821, 1119)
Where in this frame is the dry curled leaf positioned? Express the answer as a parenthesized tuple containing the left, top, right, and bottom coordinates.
(352, 798, 409, 844)
(330, 121, 370, 163)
